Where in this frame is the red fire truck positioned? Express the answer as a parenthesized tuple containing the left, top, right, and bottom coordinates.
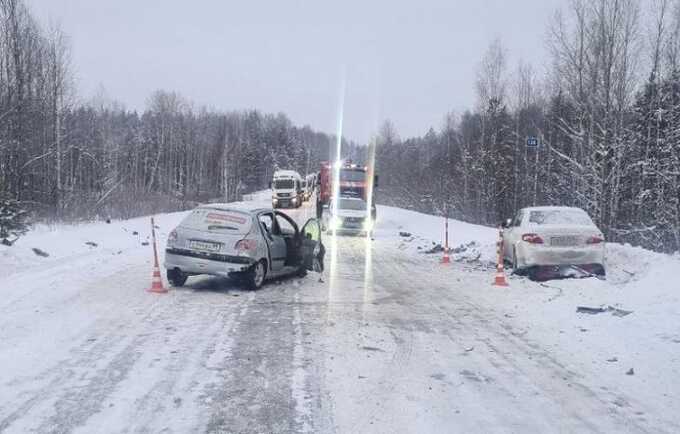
(316, 161, 378, 219)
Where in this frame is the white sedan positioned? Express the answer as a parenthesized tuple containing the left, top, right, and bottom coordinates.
(502, 206, 605, 277)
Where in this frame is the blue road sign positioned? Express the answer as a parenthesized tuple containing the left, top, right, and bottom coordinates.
(527, 137, 539, 148)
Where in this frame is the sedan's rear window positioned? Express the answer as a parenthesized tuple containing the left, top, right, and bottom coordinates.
(180, 208, 252, 234)
(529, 210, 593, 226)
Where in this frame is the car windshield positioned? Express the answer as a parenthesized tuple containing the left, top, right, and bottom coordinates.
(338, 199, 367, 211)
(340, 170, 366, 182)
(180, 208, 252, 234)
(274, 179, 294, 189)
(528, 210, 593, 226)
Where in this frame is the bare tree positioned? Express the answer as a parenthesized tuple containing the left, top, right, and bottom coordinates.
(45, 21, 72, 217)
(475, 37, 507, 108)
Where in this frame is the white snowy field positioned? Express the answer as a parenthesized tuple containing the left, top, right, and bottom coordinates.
(1, 193, 679, 433)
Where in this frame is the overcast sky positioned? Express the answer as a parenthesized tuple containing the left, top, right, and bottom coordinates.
(29, 0, 562, 142)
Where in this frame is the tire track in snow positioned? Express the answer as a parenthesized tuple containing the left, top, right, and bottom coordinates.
(201, 281, 305, 434)
(1, 273, 251, 433)
(73, 285, 253, 433)
(374, 244, 661, 433)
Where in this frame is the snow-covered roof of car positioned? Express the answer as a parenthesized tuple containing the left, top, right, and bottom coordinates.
(198, 203, 270, 214)
(273, 170, 301, 178)
(521, 206, 587, 213)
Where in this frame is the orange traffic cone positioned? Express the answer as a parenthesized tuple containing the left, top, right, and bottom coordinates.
(147, 217, 168, 294)
(441, 248, 451, 264)
(148, 262, 167, 293)
(493, 227, 509, 287)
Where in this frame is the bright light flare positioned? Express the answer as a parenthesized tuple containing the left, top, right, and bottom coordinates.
(364, 136, 377, 241)
(327, 69, 346, 311)
(363, 233, 373, 304)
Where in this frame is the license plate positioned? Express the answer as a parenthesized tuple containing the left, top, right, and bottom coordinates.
(189, 240, 221, 252)
(551, 236, 578, 247)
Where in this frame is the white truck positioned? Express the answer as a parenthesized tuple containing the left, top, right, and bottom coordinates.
(271, 170, 304, 209)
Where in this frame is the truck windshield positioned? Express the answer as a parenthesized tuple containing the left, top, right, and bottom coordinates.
(274, 179, 294, 189)
(340, 170, 366, 182)
(338, 199, 367, 210)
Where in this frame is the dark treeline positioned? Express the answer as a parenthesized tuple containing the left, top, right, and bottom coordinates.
(3, 0, 680, 254)
(0, 0, 343, 222)
(375, 0, 680, 254)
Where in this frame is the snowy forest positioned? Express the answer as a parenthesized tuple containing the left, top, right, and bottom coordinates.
(376, 0, 680, 254)
(1, 0, 680, 254)
(0, 0, 342, 224)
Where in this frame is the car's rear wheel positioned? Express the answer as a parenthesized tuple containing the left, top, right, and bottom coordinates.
(592, 264, 606, 277)
(167, 269, 188, 287)
(245, 260, 267, 290)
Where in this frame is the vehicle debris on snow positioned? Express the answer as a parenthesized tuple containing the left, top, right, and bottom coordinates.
(423, 244, 444, 254)
(576, 305, 633, 317)
(576, 306, 607, 314)
(31, 247, 49, 257)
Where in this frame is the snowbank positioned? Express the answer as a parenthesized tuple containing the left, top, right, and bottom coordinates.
(1, 213, 187, 276)
(375, 205, 499, 263)
(1, 190, 276, 277)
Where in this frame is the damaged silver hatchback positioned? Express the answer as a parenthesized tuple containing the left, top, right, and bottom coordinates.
(164, 204, 324, 289)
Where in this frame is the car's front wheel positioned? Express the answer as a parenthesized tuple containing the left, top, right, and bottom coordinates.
(245, 260, 267, 290)
(167, 269, 188, 287)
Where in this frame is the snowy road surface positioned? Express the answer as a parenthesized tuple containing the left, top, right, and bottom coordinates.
(1, 194, 679, 433)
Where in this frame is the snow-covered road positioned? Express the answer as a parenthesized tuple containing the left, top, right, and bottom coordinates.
(1, 196, 679, 433)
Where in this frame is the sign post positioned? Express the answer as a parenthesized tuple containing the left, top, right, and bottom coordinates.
(441, 205, 451, 264)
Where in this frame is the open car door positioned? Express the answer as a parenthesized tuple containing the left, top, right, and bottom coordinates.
(300, 218, 324, 272)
